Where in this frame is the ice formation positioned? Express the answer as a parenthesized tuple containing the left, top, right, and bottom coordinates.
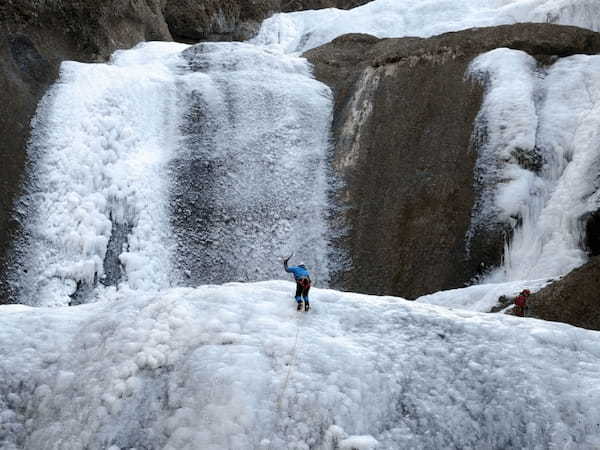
(9, 43, 188, 306)
(2, 282, 600, 449)
(10, 41, 333, 306)
(4, 1, 600, 447)
(171, 43, 333, 286)
(253, 0, 600, 54)
(468, 49, 600, 283)
(415, 278, 552, 312)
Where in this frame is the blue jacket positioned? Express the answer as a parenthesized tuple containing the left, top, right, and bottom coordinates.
(285, 264, 310, 281)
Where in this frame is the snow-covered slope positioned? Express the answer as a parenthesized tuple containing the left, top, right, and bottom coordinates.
(2, 282, 600, 449)
(253, 0, 600, 54)
(415, 278, 552, 312)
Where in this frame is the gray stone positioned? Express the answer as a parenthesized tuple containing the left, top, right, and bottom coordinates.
(306, 24, 600, 298)
(527, 256, 600, 331)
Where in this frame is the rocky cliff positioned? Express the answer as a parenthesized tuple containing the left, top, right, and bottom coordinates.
(306, 24, 600, 298)
(527, 256, 600, 331)
(165, 0, 370, 42)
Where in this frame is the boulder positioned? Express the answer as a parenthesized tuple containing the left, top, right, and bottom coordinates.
(527, 256, 600, 331)
(164, 0, 279, 42)
(305, 24, 600, 298)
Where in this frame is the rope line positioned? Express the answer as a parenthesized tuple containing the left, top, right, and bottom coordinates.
(276, 310, 305, 409)
(267, 308, 306, 450)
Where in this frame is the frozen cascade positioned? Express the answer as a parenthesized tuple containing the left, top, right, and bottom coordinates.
(252, 0, 600, 54)
(4, 2, 600, 447)
(468, 49, 600, 283)
(9, 43, 188, 306)
(170, 43, 333, 286)
(8, 39, 335, 306)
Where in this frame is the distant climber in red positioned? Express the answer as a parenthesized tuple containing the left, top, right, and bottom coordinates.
(514, 289, 530, 317)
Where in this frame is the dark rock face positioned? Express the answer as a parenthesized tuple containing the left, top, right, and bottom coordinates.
(527, 256, 600, 331)
(164, 0, 372, 42)
(584, 210, 600, 256)
(164, 0, 278, 42)
(306, 24, 600, 298)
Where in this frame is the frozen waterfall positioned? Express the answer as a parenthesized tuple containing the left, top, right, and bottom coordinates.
(253, 0, 600, 54)
(8, 42, 334, 306)
(469, 49, 600, 283)
(8, 43, 187, 306)
(171, 43, 333, 287)
(4, 1, 600, 448)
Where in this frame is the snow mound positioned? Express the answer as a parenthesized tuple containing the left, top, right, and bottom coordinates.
(415, 278, 552, 312)
(1, 282, 600, 449)
(252, 0, 600, 54)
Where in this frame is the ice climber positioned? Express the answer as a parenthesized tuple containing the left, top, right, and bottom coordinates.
(514, 289, 530, 317)
(283, 256, 311, 311)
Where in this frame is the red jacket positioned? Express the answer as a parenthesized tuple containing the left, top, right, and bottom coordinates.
(515, 295, 527, 307)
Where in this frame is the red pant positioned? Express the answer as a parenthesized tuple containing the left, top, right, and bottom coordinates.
(295, 278, 311, 302)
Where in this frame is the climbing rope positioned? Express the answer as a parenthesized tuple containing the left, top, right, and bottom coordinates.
(266, 309, 306, 450)
(276, 310, 305, 410)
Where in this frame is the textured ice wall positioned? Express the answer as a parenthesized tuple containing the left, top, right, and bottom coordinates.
(9, 40, 335, 305)
(252, 0, 600, 54)
(468, 49, 600, 282)
(9, 43, 188, 306)
(1, 282, 599, 449)
(170, 43, 334, 286)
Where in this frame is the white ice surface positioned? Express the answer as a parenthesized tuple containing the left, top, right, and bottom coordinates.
(11, 40, 336, 305)
(252, 0, 600, 54)
(12, 42, 189, 306)
(174, 42, 334, 285)
(2, 282, 600, 449)
(415, 278, 552, 312)
(468, 49, 600, 284)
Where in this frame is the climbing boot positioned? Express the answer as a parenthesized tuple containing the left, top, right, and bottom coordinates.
(297, 301, 304, 311)
(304, 301, 310, 312)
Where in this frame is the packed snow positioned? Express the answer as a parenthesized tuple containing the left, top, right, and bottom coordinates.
(253, 0, 600, 54)
(2, 282, 600, 449)
(415, 278, 552, 312)
(468, 49, 600, 284)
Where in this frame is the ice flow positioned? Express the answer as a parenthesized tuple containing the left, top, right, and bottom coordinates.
(9, 41, 334, 306)
(469, 49, 600, 283)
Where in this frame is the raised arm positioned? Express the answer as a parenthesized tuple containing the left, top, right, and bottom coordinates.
(283, 254, 293, 273)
